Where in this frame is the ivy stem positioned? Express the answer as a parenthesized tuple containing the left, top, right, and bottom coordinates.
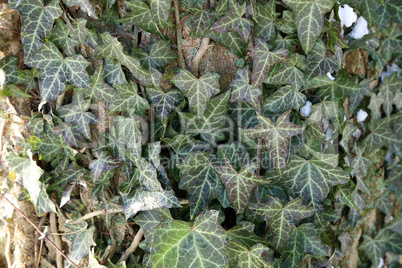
(191, 37, 210, 76)
(0, 26, 20, 35)
(50, 212, 64, 268)
(118, 228, 144, 263)
(0, 192, 79, 268)
(173, 0, 186, 70)
(65, 208, 124, 225)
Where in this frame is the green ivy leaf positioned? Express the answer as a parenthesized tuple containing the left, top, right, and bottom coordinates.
(49, 19, 79, 57)
(363, 117, 399, 152)
(177, 152, 225, 219)
(149, 210, 228, 267)
(316, 75, 361, 101)
(37, 131, 76, 162)
(214, 159, 266, 213)
(104, 58, 127, 85)
(359, 229, 402, 267)
(263, 85, 306, 114)
(118, 0, 164, 36)
(252, 196, 316, 249)
(211, 0, 253, 42)
(67, 226, 96, 267)
(18, 0, 62, 59)
(26, 42, 90, 104)
(109, 82, 149, 116)
(227, 221, 269, 248)
(89, 150, 122, 182)
(377, 0, 402, 29)
(304, 39, 339, 81)
(0, 56, 19, 85)
(57, 92, 98, 140)
(133, 40, 177, 70)
(280, 223, 328, 267)
(95, 32, 161, 86)
(281, 155, 350, 206)
(206, 30, 247, 57)
(265, 57, 305, 90)
(171, 69, 220, 115)
(350, 0, 378, 26)
(254, 1, 277, 41)
(228, 241, 272, 268)
(52, 122, 82, 148)
(229, 67, 261, 107)
(149, 0, 171, 27)
(241, 110, 304, 171)
(147, 87, 184, 119)
(283, 0, 334, 53)
(70, 18, 91, 44)
(251, 38, 289, 87)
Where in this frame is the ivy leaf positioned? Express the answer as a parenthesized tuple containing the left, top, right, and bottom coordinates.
(304, 39, 339, 81)
(104, 59, 127, 85)
(374, 190, 392, 217)
(229, 67, 261, 107)
(149, 0, 171, 27)
(251, 38, 289, 87)
(254, 1, 277, 41)
(118, 0, 164, 36)
(359, 229, 402, 267)
(57, 92, 98, 140)
(49, 19, 80, 56)
(67, 226, 96, 268)
(179, 91, 231, 146)
(363, 117, 399, 152)
(227, 221, 269, 248)
(281, 155, 350, 206)
(376, 73, 401, 116)
(217, 142, 251, 172)
(76, 63, 116, 103)
(377, 0, 402, 29)
(241, 110, 304, 171)
(350, 0, 378, 27)
(211, 0, 253, 42)
(63, 0, 98, 19)
(206, 30, 247, 57)
(214, 159, 266, 213)
(278, 10, 297, 34)
(52, 122, 82, 148)
(148, 210, 228, 267)
(109, 82, 149, 116)
(283, 0, 334, 53)
(265, 57, 305, 90)
(147, 87, 184, 119)
(171, 69, 220, 115)
(26, 42, 90, 104)
(70, 18, 91, 44)
(280, 223, 328, 267)
(188, 8, 215, 37)
(316, 75, 361, 101)
(18, 0, 62, 59)
(37, 131, 76, 162)
(263, 85, 306, 114)
(111, 116, 143, 158)
(177, 152, 225, 219)
(6, 151, 56, 215)
(132, 40, 177, 70)
(95, 32, 161, 86)
(0, 56, 19, 84)
(89, 150, 122, 182)
(121, 158, 180, 219)
(252, 196, 316, 249)
(228, 241, 272, 268)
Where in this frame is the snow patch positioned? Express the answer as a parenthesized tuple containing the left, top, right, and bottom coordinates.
(357, 109, 368, 122)
(378, 257, 384, 268)
(338, 4, 357, 27)
(327, 72, 335, 81)
(349, 16, 369, 39)
(352, 128, 362, 139)
(300, 101, 312, 117)
(0, 68, 5, 89)
(325, 128, 334, 141)
(381, 63, 401, 81)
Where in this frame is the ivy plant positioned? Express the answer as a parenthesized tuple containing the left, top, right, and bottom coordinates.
(1, 0, 401, 267)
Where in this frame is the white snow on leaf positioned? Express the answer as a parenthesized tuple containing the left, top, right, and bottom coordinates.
(352, 128, 362, 139)
(357, 109, 368, 122)
(381, 62, 401, 81)
(327, 72, 335, 81)
(349, 16, 369, 39)
(338, 4, 357, 27)
(0, 69, 5, 89)
(377, 257, 384, 268)
(325, 128, 334, 141)
(300, 101, 312, 117)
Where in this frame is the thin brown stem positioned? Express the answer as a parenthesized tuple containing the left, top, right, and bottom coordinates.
(0, 26, 20, 35)
(0, 192, 79, 268)
(50, 212, 64, 268)
(65, 208, 124, 225)
(191, 37, 210, 76)
(36, 239, 43, 268)
(118, 228, 144, 263)
(173, 0, 186, 69)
